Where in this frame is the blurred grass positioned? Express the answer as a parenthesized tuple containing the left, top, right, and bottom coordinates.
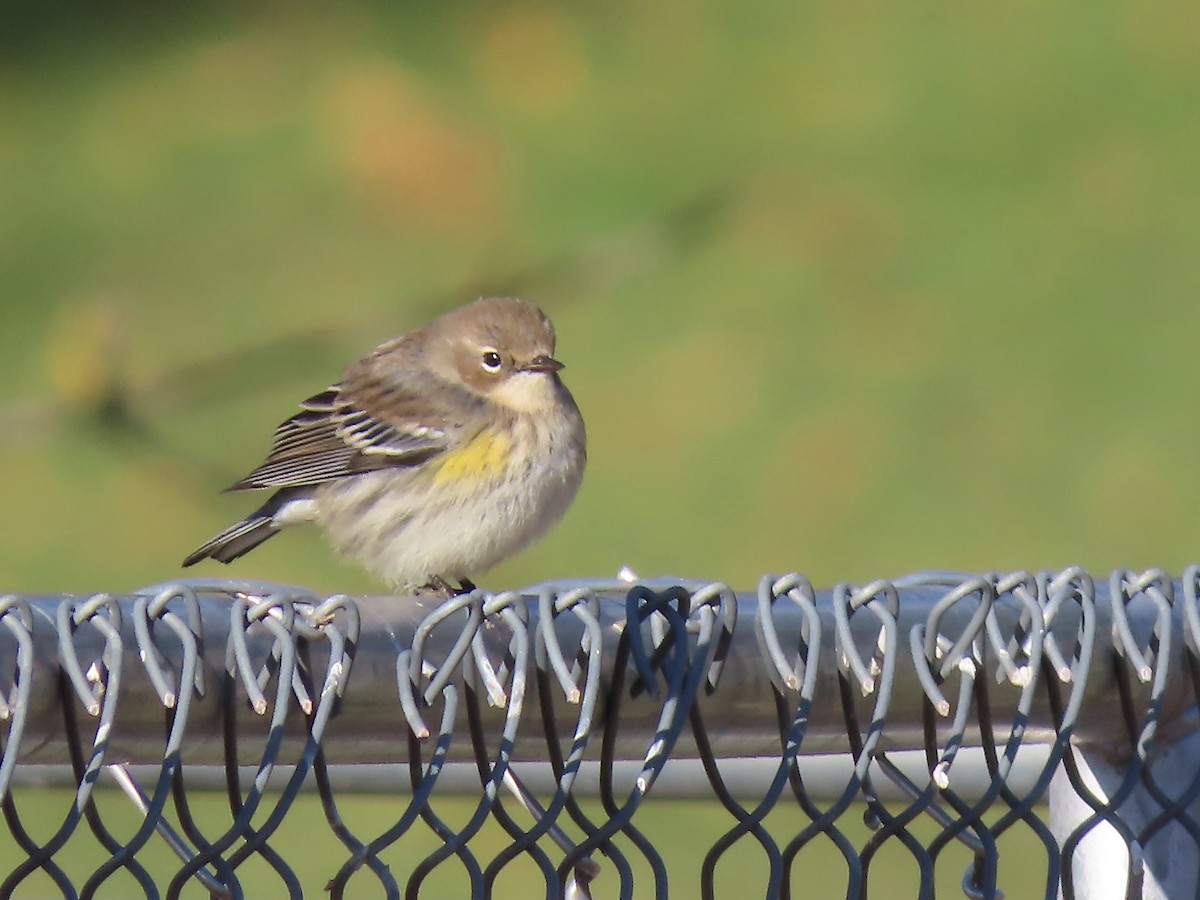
(4, 2, 1200, 594)
(2, 2, 1200, 590)
(1, 1, 1198, 893)
(0, 787, 1051, 899)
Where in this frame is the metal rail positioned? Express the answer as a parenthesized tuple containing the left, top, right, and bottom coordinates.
(0, 568, 1196, 899)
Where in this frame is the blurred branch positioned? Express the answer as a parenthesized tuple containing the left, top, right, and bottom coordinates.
(1, 187, 732, 475)
(147, 185, 732, 415)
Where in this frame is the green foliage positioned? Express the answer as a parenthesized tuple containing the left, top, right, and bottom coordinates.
(4, 4, 1200, 593)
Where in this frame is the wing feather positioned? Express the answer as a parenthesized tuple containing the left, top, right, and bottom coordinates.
(227, 377, 457, 491)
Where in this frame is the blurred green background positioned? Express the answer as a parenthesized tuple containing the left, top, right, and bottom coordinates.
(0, 786, 1053, 899)
(3, 3, 1199, 595)
(0, 2, 1196, 895)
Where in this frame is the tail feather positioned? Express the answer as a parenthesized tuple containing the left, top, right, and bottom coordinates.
(182, 515, 281, 567)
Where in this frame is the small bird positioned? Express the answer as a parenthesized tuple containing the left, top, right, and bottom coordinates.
(183, 297, 586, 595)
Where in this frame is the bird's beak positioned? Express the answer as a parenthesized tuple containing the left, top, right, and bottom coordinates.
(522, 354, 565, 373)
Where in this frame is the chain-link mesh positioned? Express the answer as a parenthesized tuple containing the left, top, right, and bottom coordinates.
(1, 568, 1197, 898)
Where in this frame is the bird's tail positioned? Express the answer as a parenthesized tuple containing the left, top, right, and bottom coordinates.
(182, 513, 281, 567)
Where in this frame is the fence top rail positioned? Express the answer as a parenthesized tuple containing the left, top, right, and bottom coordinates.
(0, 567, 1191, 776)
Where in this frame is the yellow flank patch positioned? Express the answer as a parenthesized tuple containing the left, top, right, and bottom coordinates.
(432, 429, 513, 486)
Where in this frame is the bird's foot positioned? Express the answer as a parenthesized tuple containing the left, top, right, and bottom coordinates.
(420, 576, 478, 598)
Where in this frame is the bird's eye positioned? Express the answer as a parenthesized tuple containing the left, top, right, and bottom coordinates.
(481, 350, 503, 372)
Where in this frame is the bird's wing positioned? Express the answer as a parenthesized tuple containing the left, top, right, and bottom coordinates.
(226, 378, 458, 491)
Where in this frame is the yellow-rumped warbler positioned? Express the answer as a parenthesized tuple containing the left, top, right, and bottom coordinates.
(182, 297, 586, 595)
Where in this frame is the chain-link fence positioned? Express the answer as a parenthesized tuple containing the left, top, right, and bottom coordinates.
(1, 568, 1197, 898)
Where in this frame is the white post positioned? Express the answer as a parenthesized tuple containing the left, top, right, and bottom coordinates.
(1050, 729, 1200, 900)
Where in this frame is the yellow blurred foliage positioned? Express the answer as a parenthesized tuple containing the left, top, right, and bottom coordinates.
(318, 60, 508, 228)
(44, 299, 126, 413)
(477, 8, 588, 116)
